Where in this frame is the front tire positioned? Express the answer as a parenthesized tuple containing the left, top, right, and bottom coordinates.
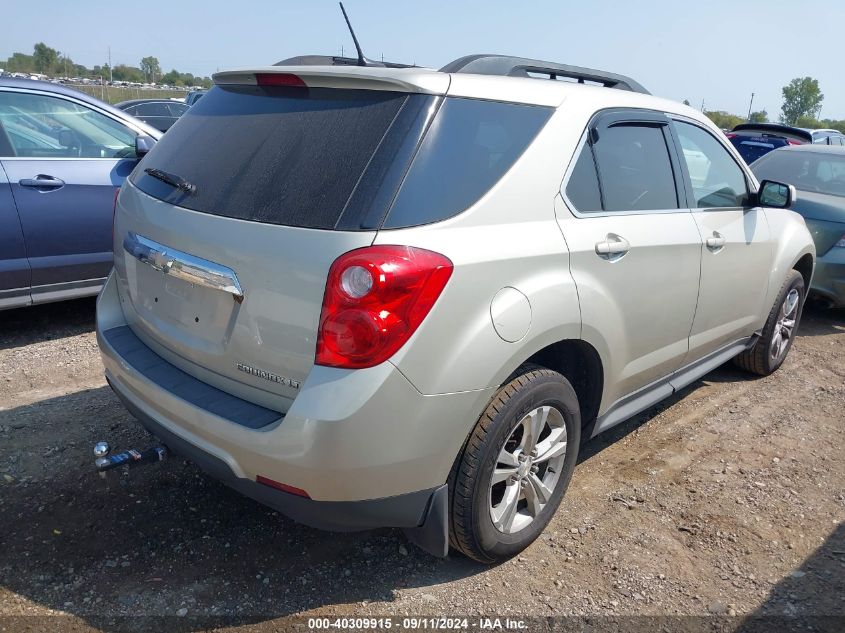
(448, 365, 581, 563)
(734, 269, 805, 376)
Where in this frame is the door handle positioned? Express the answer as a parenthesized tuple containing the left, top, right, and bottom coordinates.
(595, 234, 630, 257)
(19, 175, 65, 189)
(706, 232, 726, 250)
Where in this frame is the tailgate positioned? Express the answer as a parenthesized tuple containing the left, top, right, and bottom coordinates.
(109, 78, 438, 410)
(114, 183, 374, 408)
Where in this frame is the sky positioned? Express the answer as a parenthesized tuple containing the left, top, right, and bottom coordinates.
(3, 0, 844, 119)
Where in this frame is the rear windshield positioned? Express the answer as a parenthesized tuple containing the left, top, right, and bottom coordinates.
(753, 150, 845, 198)
(132, 84, 552, 230)
(132, 85, 408, 230)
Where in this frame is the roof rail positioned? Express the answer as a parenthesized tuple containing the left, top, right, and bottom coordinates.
(440, 54, 650, 95)
(275, 55, 416, 69)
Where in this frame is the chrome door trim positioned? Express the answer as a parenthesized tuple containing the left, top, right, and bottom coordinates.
(123, 232, 244, 303)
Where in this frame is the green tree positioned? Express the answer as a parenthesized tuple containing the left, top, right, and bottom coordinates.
(748, 110, 768, 123)
(111, 64, 145, 83)
(795, 115, 822, 129)
(140, 56, 161, 82)
(780, 77, 823, 125)
(5, 52, 34, 73)
(160, 69, 181, 85)
(705, 110, 744, 130)
(820, 119, 845, 134)
(32, 42, 59, 73)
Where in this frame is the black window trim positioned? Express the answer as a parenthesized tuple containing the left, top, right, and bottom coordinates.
(560, 107, 690, 218)
(667, 114, 757, 210)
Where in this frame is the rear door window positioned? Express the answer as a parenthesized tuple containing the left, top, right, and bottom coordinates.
(592, 123, 679, 212)
(131, 85, 410, 230)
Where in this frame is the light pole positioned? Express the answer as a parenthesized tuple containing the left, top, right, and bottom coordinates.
(747, 92, 755, 121)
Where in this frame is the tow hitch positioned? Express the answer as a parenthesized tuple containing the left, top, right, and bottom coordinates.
(93, 441, 168, 477)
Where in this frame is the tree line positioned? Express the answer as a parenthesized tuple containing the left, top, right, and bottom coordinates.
(2, 42, 212, 88)
(698, 77, 844, 134)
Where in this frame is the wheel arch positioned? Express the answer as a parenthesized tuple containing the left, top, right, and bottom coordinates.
(496, 338, 604, 432)
(792, 252, 814, 293)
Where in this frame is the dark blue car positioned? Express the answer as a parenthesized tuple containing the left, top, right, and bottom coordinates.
(728, 123, 845, 165)
(0, 78, 161, 310)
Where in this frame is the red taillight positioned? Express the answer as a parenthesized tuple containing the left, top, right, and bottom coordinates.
(316, 245, 453, 369)
(787, 139, 802, 145)
(726, 133, 737, 139)
(256, 475, 310, 498)
(255, 72, 306, 87)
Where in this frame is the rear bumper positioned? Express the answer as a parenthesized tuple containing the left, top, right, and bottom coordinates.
(110, 381, 439, 532)
(96, 271, 493, 521)
(811, 247, 845, 307)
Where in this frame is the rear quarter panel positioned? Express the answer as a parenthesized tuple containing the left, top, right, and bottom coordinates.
(375, 103, 584, 396)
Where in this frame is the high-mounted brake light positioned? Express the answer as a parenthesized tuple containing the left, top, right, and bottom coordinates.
(316, 245, 453, 369)
(255, 73, 306, 87)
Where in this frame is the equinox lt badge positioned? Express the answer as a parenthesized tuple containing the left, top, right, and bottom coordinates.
(237, 363, 300, 389)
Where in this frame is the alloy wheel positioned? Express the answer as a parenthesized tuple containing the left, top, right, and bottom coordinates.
(489, 405, 568, 534)
(770, 288, 800, 362)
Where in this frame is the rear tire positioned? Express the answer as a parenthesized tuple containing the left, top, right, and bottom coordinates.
(734, 270, 805, 376)
(448, 365, 581, 563)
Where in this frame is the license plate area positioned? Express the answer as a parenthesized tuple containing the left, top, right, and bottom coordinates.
(125, 255, 239, 349)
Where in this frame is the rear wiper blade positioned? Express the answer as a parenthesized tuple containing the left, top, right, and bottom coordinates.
(144, 168, 197, 195)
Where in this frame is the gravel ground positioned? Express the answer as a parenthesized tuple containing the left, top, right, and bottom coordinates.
(0, 298, 843, 632)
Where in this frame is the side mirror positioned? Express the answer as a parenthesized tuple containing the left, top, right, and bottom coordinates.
(135, 135, 157, 157)
(758, 179, 796, 209)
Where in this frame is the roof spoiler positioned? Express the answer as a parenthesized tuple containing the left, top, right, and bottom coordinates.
(732, 123, 813, 142)
(440, 54, 649, 95)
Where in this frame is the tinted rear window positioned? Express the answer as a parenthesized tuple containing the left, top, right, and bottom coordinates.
(131, 85, 408, 229)
(383, 98, 552, 228)
(135, 102, 171, 117)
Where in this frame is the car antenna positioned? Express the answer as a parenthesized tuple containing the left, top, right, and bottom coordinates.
(339, 2, 370, 67)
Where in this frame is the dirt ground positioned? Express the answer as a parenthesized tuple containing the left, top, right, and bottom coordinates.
(0, 298, 843, 632)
